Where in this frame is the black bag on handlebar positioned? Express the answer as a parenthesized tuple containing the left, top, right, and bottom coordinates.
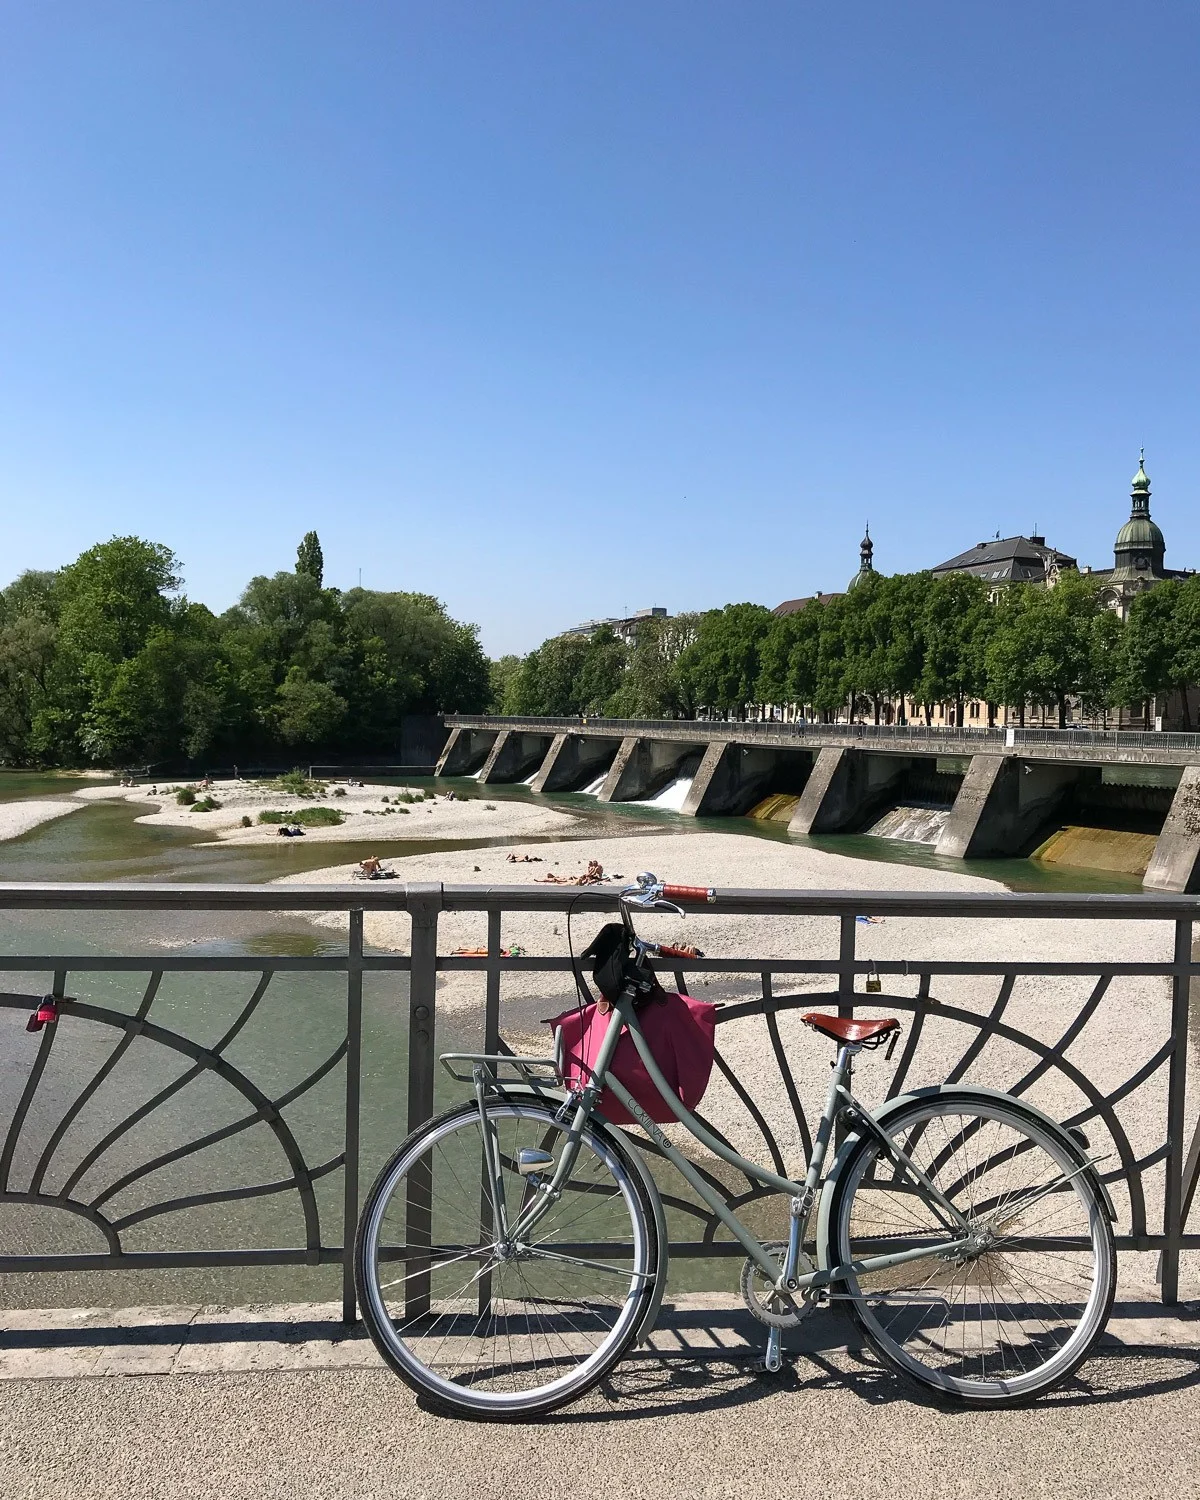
(579, 923, 637, 1006)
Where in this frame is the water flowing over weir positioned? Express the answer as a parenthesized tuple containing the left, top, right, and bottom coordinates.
(865, 802, 953, 845)
(640, 775, 695, 812)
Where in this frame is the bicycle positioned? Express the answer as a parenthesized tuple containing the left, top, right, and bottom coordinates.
(355, 874, 1116, 1418)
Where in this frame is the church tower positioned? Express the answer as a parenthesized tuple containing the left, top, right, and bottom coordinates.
(1111, 451, 1167, 581)
(847, 526, 875, 589)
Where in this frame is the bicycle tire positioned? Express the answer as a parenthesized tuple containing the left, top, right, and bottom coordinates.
(355, 1098, 659, 1419)
(824, 1089, 1115, 1405)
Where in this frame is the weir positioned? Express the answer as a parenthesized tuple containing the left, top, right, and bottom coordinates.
(439, 717, 1200, 890)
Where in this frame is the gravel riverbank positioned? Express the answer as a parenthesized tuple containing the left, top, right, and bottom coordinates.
(70, 778, 581, 844)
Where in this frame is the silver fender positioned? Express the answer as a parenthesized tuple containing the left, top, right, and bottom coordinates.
(485, 1082, 670, 1347)
(815, 1084, 1117, 1272)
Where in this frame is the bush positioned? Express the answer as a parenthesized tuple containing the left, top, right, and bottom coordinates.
(274, 770, 326, 798)
(176, 787, 196, 805)
(191, 796, 221, 812)
(240, 815, 252, 827)
(332, 787, 346, 797)
(381, 795, 390, 804)
(258, 804, 345, 828)
(397, 791, 415, 803)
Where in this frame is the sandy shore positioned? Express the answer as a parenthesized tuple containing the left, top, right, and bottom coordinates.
(279, 829, 1193, 1286)
(71, 778, 581, 844)
(0, 799, 88, 843)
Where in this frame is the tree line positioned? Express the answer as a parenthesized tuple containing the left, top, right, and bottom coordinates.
(494, 570, 1200, 728)
(0, 532, 490, 767)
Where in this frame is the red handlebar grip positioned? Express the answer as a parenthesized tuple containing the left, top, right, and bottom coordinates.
(662, 884, 715, 903)
(658, 943, 704, 960)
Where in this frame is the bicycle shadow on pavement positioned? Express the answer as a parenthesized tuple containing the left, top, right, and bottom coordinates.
(516, 1299, 1200, 1425)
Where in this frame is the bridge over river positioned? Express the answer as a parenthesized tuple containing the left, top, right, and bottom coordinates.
(439, 715, 1200, 892)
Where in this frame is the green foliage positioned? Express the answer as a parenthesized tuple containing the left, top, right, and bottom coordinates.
(175, 786, 196, 805)
(677, 604, 775, 717)
(0, 530, 490, 769)
(258, 805, 344, 826)
(296, 531, 324, 587)
(240, 814, 253, 827)
(191, 795, 221, 812)
(273, 770, 326, 797)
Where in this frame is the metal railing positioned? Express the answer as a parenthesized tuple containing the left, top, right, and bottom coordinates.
(1, 882, 1198, 1324)
(445, 714, 1200, 757)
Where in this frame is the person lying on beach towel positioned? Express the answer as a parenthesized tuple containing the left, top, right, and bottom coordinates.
(537, 860, 605, 886)
(505, 853, 543, 863)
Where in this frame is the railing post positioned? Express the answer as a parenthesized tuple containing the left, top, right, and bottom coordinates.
(837, 914, 856, 1020)
(405, 883, 443, 1319)
(407, 884, 443, 1136)
(1160, 915, 1193, 1304)
(341, 909, 364, 1326)
(836, 915, 856, 1147)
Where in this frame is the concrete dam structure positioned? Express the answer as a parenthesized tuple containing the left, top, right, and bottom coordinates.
(438, 715, 1200, 892)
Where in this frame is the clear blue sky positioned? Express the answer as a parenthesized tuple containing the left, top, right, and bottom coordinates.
(2, 2, 1198, 655)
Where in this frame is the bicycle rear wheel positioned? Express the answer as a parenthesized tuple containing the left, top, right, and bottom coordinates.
(825, 1090, 1115, 1404)
(355, 1099, 658, 1419)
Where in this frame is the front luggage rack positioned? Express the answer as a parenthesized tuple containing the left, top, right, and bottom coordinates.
(439, 1051, 562, 1084)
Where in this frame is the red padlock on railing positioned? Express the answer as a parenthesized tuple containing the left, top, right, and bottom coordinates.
(26, 998, 58, 1033)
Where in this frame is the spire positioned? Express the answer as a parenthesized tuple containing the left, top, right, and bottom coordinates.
(848, 524, 875, 590)
(1131, 449, 1151, 514)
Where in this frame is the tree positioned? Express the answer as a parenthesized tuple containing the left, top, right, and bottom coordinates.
(917, 573, 992, 725)
(296, 531, 324, 586)
(986, 573, 1111, 726)
(1118, 576, 1200, 728)
(757, 605, 822, 714)
(489, 655, 523, 712)
(274, 667, 347, 746)
(677, 604, 774, 717)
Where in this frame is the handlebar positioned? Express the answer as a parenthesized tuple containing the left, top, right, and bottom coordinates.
(662, 884, 715, 904)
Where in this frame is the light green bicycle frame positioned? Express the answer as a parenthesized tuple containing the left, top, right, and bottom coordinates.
(502, 991, 975, 1297)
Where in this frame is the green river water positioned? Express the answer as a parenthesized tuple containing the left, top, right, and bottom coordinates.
(0, 771, 1144, 1310)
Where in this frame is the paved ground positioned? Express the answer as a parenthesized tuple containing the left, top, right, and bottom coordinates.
(1, 1296, 1198, 1500)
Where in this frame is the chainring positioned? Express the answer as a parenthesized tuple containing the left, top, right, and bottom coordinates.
(739, 1240, 817, 1329)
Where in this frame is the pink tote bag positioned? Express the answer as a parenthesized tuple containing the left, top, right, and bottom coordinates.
(548, 991, 717, 1126)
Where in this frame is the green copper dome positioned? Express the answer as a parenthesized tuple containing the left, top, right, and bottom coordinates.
(1115, 514, 1164, 549)
(1131, 456, 1150, 492)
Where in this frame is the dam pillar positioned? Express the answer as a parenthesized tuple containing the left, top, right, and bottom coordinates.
(597, 737, 699, 803)
(682, 743, 814, 817)
(936, 755, 1077, 859)
(787, 748, 909, 835)
(530, 733, 617, 794)
(436, 726, 498, 778)
(1143, 766, 1200, 892)
(478, 731, 553, 785)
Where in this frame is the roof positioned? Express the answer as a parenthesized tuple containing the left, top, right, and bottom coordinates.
(773, 592, 842, 616)
(931, 535, 1077, 584)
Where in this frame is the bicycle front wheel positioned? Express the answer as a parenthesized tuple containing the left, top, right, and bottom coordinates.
(826, 1090, 1115, 1404)
(355, 1099, 658, 1419)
